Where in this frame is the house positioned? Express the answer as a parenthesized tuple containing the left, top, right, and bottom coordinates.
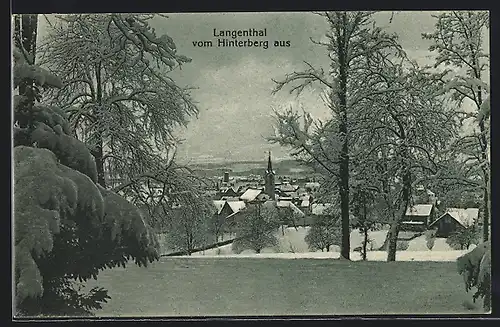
(239, 188, 270, 203)
(278, 182, 299, 193)
(291, 194, 312, 215)
(305, 182, 321, 192)
(226, 200, 246, 214)
(216, 186, 239, 199)
(311, 203, 333, 216)
(400, 204, 434, 232)
(213, 200, 246, 218)
(277, 200, 305, 216)
(276, 200, 306, 228)
(295, 203, 333, 227)
(274, 189, 289, 198)
(213, 200, 226, 215)
(429, 208, 480, 237)
(213, 200, 247, 235)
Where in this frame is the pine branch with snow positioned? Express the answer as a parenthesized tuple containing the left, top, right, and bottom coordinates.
(13, 45, 159, 316)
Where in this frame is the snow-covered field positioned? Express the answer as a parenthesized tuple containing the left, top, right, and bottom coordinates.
(191, 249, 471, 261)
(177, 227, 474, 262)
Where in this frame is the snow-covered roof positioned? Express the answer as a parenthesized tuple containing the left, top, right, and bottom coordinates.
(221, 196, 241, 202)
(227, 201, 246, 213)
(276, 200, 305, 217)
(311, 203, 332, 215)
(213, 200, 226, 215)
(220, 186, 238, 194)
(405, 204, 433, 217)
(239, 188, 263, 202)
(279, 183, 299, 192)
(276, 200, 292, 208)
(431, 208, 479, 228)
(305, 182, 320, 189)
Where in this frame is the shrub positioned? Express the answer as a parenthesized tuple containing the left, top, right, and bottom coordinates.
(305, 214, 341, 252)
(395, 240, 409, 251)
(446, 224, 480, 250)
(232, 202, 280, 254)
(425, 230, 436, 250)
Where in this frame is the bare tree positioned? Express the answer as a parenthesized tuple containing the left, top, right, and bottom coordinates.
(232, 202, 281, 254)
(165, 197, 215, 255)
(39, 14, 198, 189)
(305, 210, 341, 253)
(270, 11, 404, 260)
(353, 64, 459, 261)
(423, 11, 490, 241)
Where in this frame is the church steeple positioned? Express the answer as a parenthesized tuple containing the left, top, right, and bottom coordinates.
(266, 151, 274, 174)
(264, 151, 276, 200)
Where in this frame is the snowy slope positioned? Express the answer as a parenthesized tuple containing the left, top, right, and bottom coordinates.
(191, 250, 471, 261)
(165, 226, 472, 261)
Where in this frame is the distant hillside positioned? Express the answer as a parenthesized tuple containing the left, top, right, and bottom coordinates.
(190, 159, 315, 178)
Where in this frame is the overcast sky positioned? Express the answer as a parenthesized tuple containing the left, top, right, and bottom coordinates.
(37, 11, 488, 164)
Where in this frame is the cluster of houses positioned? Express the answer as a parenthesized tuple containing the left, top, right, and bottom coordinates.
(401, 204, 480, 237)
(210, 153, 481, 240)
(209, 152, 326, 233)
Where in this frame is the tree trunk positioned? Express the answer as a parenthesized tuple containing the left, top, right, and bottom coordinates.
(362, 196, 368, 261)
(13, 15, 21, 49)
(93, 62, 107, 188)
(386, 221, 399, 262)
(15, 14, 38, 128)
(482, 169, 489, 242)
(362, 227, 368, 261)
(476, 74, 490, 242)
(387, 171, 411, 262)
(337, 14, 350, 260)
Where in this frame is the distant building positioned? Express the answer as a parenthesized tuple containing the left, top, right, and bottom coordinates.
(276, 200, 305, 217)
(278, 182, 299, 193)
(295, 203, 334, 227)
(239, 188, 270, 203)
(400, 204, 435, 232)
(429, 208, 479, 237)
(298, 194, 312, 215)
(264, 151, 276, 200)
(215, 186, 239, 200)
(305, 182, 320, 193)
(311, 203, 333, 216)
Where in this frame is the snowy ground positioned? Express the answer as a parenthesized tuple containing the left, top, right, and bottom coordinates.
(191, 249, 471, 261)
(182, 227, 473, 261)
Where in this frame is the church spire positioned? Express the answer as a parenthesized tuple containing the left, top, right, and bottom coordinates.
(264, 151, 276, 200)
(267, 151, 273, 174)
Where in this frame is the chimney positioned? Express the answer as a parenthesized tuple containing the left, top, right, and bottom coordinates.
(224, 171, 230, 183)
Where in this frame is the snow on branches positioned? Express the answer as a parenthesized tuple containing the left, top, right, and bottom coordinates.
(456, 241, 491, 310)
(31, 122, 98, 183)
(38, 14, 198, 188)
(14, 146, 99, 301)
(13, 46, 160, 312)
(13, 47, 62, 89)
